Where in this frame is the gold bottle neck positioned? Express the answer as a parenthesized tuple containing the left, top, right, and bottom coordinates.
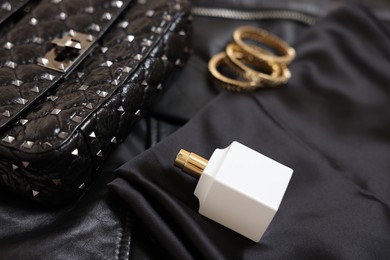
(174, 149, 208, 178)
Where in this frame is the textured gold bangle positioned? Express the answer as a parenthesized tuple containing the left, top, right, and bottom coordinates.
(225, 43, 281, 87)
(208, 52, 259, 92)
(271, 63, 292, 85)
(233, 26, 296, 65)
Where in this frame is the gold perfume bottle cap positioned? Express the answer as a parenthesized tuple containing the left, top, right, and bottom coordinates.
(174, 149, 208, 178)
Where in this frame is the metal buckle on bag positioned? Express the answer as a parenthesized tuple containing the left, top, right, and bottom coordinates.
(38, 30, 94, 72)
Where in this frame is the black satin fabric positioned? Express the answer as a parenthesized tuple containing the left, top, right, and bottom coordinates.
(108, 3, 390, 259)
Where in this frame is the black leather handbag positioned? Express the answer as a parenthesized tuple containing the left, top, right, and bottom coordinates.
(0, 0, 191, 205)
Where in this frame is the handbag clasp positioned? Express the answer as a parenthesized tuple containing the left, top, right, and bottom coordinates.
(38, 30, 94, 73)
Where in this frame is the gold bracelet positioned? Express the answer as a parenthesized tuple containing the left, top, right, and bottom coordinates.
(208, 52, 259, 92)
(270, 63, 292, 85)
(208, 26, 295, 91)
(233, 26, 296, 65)
(225, 43, 282, 87)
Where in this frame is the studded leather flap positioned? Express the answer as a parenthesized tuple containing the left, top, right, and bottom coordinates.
(0, 0, 192, 205)
(0, 0, 133, 129)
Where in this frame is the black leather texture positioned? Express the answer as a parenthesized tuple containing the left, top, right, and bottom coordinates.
(0, 0, 30, 24)
(1, 0, 390, 259)
(0, 0, 191, 205)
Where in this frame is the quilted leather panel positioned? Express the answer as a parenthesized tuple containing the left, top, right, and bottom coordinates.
(0, 0, 133, 129)
(0, 0, 192, 205)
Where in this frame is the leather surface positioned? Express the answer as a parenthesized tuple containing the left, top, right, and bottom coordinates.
(1, 0, 390, 259)
(0, 117, 155, 260)
(0, 0, 191, 205)
(0, 0, 132, 128)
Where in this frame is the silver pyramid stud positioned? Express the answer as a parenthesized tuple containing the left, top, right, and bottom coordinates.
(47, 95, 58, 101)
(110, 136, 117, 144)
(71, 149, 79, 156)
(126, 35, 135, 42)
(3, 42, 14, 49)
(117, 21, 128, 29)
(2, 135, 15, 143)
(32, 37, 43, 44)
(58, 131, 69, 139)
(32, 190, 39, 197)
(19, 119, 28, 125)
(87, 34, 94, 42)
(85, 6, 94, 13)
(1, 2, 11, 11)
(134, 54, 142, 61)
(157, 83, 163, 90)
(15, 98, 28, 105)
(89, 23, 100, 32)
(69, 30, 76, 37)
(78, 85, 89, 91)
(52, 179, 61, 186)
(122, 66, 132, 73)
(117, 106, 124, 112)
(161, 55, 168, 61)
(5, 61, 16, 69)
(38, 57, 49, 65)
(12, 164, 18, 171)
(174, 3, 181, 10)
(102, 12, 112, 20)
(101, 47, 108, 53)
(152, 27, 163, 34)
(96, 150, 103, 157)
(163, 14, 172, 21)
(141, 80, 148, 86)
(77, 72, 84, 78)
(85, 103, 93, 109)
(71, 115, 83, 124)
(111, 1, 123, 8)
(137, 0, 146, 4)
(142, 39, 152, 47)
(30, 18, 38, 26)
(2, 110, 11, 117)
(145, 10, 155, 17)
(11, 80, 23, 86)
(135, 109, 141, 116)
(79, 183, 86, 190)
(22, 141, 34, 149)
(51, 108, 61, 115)
(22, 161, 29, 168)
(101, 60, 113, 67)
(42, 73, 55, 81)
(97, 90, 108, 98)
(89, 132, 96, 138)
(52, 0, 62, 3)
(57, 63, 66, 71)
(111, 79, 119, 86)
(59, 12, 67, 20)
(175, 59, 182, 66)
(179, 30, 186, 36)
(31, 86, 40, 93)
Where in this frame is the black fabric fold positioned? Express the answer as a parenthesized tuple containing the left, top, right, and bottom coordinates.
(108, 3, 390, 259)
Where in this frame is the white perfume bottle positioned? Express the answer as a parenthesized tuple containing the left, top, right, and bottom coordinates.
(175, 141, 293, 242)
